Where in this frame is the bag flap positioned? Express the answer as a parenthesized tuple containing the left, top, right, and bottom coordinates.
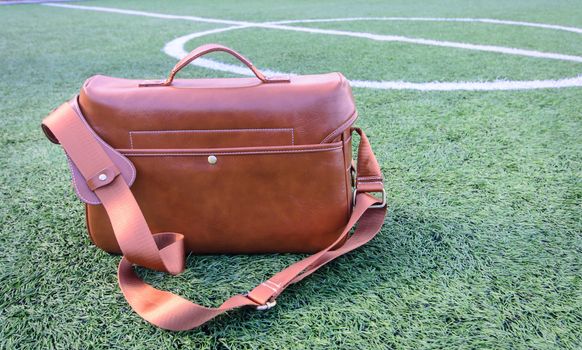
(78, 72, 356, 149)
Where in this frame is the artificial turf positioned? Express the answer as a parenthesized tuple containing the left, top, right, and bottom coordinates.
(0, 0, 580, 349)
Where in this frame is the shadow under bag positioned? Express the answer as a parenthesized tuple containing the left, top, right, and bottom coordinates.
(42, 44, 387, 331)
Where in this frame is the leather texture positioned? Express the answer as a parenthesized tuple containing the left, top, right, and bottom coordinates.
(42, 44, 387, 330)
(43, 103, 136, 205)
(88, 141, 350, 254)
(76, 45, 358, 254)
(78, 73, 355, 149)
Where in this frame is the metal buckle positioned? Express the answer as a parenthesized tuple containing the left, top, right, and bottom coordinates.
(243, 292, 277, 311)
(352, 188, 387, 208)
(255, 300, 277, 311)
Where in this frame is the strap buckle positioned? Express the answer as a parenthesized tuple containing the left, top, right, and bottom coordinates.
(243, 292, 277, 311)
(255, 300, 277, 311)
(352, 188, 387, 209)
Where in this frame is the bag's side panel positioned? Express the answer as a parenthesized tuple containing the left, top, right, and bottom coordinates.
(342, 129, 354, 218)
(85, 143, 350, 254)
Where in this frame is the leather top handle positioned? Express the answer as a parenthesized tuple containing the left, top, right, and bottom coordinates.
(140, 44, 290, 87)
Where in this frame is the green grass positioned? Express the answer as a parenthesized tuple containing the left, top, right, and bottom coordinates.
(1, 0, 581, 349)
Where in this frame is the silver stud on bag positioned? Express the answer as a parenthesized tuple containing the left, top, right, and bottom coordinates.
(98, 173, 108, 181)
(208, 155, 218, 164)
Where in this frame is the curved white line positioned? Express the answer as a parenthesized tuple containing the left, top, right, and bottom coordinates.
(44, 4, 582, 35)
(164, 26, 582, 91)
(254, 22, 582, 63)
(270, 17, 582, 35)
(163, 25, 251, 58)
(166, 52, 582, 91)
(44, 3, 254, 26)
(45, 3, 582, 91)
(45, 3, 582, 63)
(349, 76, 582, 90)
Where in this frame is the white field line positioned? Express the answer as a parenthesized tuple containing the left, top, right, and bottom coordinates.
(43, 3, 582, 91)
(272, 17, 582, 35)
(0, 0, 81, 5)
(169, 56, 582, 91)
(348, 76, 582, 90)
(257, 24, 582, 63)
(44, 3, 582, 35)
(161, 29, 582, 90)
(44, 3, 582, 63)
(44, 3, 254, 26)
(163, 25, 252, 59)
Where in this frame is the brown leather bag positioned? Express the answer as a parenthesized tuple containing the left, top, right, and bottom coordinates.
(42, 44, 387, 331)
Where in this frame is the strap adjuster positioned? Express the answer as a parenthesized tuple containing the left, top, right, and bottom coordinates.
(243, 292, 277, 311)
(352, 188, 386, 208)
(255, 300, 277, 311)
(86, 166, 120, 191)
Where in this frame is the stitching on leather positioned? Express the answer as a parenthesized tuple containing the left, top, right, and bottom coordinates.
(66, 157, 100, 205)
(357, 181, 384, 185)
(130, 128, 294, 134)
(321, 111, 358, 144)
(122, 146, 342, 157)
(73, 102, 137, 184)
(357, 176, 383, 180)
(93, 129, 137, 182)
(129, 128, 295, 149)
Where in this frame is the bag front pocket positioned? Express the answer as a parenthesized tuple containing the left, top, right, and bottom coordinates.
(128, 128, 295, 149)
(86, 142, 351, 254)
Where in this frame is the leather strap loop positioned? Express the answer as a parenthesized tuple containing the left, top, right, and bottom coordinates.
(86, 165, 120, 191)
(139, 44, 290, 87)
(42, 98, 387, 331)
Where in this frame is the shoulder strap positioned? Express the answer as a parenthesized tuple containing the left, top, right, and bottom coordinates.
(42, 98, 387, 331)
